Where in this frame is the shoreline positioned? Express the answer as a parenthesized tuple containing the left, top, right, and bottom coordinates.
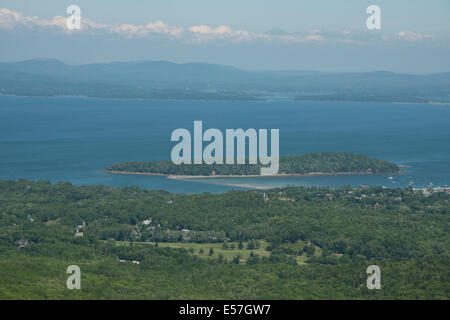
(294, 99, 450, 106)
(0, 93, 264, 103)
(104, 170, 402, 180)
(2, 94, 449, 105)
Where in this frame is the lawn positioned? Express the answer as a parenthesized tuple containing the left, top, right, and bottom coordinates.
(115, 240, 307, 264)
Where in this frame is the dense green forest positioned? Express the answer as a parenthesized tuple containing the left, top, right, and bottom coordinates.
(107, 152, 400, 176)
(0, 179, 448, 299)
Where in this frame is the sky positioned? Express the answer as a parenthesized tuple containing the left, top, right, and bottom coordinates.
(1, 0, 449, 72)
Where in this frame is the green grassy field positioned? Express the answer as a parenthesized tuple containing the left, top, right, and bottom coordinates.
(116, 240, 308, 264)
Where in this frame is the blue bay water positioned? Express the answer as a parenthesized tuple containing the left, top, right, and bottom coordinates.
(0, 96, 449, 193)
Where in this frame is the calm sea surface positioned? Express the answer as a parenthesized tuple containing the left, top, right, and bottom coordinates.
(0, 96, 449, 193)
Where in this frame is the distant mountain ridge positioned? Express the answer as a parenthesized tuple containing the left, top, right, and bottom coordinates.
(1, 59, 449, 102)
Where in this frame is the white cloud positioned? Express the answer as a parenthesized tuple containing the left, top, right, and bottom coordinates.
(110, 20, 184, 37)
(0, 8, 438, 45)
(146, 21, 183, 37)
(188, 24, 258, 42)
(304, 35, 323, 41)
(0, 8, 180, 37)
(190, 25, 230, 35)
(0, 7, 109, 33)
(398, 31, 435, 41)
(0, 8, 39, 29)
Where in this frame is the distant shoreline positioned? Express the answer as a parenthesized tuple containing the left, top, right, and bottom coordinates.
(2, 94, 449, 105)
(0, 93, 265, 103)
(294, 99, 450, 106)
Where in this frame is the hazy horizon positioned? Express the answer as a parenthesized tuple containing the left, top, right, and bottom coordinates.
(2, 57, 450, 75)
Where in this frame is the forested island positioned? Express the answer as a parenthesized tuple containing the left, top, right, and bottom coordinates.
(0, 179, 448, 299)
(106, 152, 400, 177)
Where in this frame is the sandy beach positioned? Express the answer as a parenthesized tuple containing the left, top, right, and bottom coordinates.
(104, 170, 400, 180)
(104, 169, 401, 190)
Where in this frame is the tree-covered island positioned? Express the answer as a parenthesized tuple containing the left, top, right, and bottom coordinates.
(106, 152, 400, 177)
